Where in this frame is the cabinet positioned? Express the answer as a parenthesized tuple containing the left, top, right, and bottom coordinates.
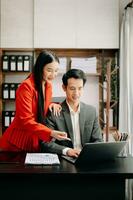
(0, 0, 34, 48)
(0, 48, 119, 140)
(0, 48, 34, 134)
(1, 0, 119, 49)
(34, 0, 76, 48)
(76, 0, 119, 48)
(34, 0, 119, 48)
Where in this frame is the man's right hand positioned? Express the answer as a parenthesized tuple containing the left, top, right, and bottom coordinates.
(67, 149, 81, 157)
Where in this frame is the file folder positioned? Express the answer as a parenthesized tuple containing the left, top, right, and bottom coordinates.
(11, 111, 15, 123)
(10, 84, 16, 99)
(2, 55, 9, 71)
(2, 84, 9, 99)
(10, 55, 17, 71)
(3, 111, 10, 128)
(23, 55, 31, 71)
(17, 55, 23, 71)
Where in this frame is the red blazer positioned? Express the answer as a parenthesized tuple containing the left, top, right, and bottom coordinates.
(0, 75, 52, 152)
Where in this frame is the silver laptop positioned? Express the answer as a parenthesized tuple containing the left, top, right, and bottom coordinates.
(62, 141, 127, 166)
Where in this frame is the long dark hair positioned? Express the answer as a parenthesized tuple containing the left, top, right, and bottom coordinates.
(32, 50, 59, 124)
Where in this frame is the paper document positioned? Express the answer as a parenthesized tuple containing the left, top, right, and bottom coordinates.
(25, 153, 60, 165)
(59, 57, 67, 73)
(71, 57, 97, 73)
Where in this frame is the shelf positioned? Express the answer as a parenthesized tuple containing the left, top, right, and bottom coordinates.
(2, 72, 31, 75)
(86, 73, 101, 77)
(1, 48, 34, 52)
(2, 99, 16, 102)
(0, 48, 34, 135)
(0, 48, 119, 136)
(57, 72, 100, 77)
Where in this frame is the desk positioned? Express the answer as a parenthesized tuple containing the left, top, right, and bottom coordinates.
(0, 152, 133, 200)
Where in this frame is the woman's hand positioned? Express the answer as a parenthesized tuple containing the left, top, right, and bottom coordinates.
(51, 130, 70, 141)
(49, 103, 62, 116)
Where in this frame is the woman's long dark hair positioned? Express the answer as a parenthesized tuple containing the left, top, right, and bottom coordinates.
(32, 50, 59, 124)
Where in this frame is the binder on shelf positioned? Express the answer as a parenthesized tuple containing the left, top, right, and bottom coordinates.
(11, 111, 15, 123)
(23, 55, 31, 72)
(2, 111, 10, 128)
(2, 111, 16, 129)
(2, 83, 10, 99)
(10, 55, 17, 71)
(2, 55, 9, 71)
(10, 83, 16, 99)
(17, 55, 23, 71)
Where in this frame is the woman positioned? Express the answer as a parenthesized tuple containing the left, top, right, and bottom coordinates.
(0, 50, 67, 152)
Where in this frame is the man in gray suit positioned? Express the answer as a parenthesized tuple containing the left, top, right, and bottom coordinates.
(41, 69, 103, 157)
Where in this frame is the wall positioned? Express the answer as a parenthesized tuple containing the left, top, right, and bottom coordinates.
(0, 0, 128, 113)
(0, 0, 34, 48)
(0, 0, 130, 48)
(0, 0, 121, 48)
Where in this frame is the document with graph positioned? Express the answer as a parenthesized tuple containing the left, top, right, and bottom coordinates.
(25, 153, 60, 165)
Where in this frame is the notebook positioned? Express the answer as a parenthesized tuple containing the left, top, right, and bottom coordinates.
(25, 153, 60, 165)
(62, 141, 127, 166)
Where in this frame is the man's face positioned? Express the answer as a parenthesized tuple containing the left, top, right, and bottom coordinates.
(63, 78, 84, 105)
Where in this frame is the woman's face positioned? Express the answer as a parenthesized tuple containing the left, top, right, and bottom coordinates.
(42, 61, 59, 83)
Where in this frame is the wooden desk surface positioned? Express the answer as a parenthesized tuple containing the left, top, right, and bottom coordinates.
(0, 151, 133, 178)
(0, 152, 132, 200)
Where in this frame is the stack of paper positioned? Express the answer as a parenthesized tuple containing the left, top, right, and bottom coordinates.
(71, 57, 97, 73)
(25, 153, 60, 165)
(59, 57, 67, 73)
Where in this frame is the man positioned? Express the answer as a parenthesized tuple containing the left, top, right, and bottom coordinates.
(41, 69, 103, 157)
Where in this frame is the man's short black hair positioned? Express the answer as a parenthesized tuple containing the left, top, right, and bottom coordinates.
(62, 69, 87, 86)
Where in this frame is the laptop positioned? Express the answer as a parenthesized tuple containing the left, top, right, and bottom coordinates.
(62, 141, 127, 166)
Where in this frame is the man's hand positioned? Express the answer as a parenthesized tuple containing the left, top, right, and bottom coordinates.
(66, 149, 81, 158)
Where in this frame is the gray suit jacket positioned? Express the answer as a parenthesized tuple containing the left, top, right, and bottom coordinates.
(42, 100, 103, 154)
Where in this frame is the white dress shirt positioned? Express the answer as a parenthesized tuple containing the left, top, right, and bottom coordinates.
(62, 101, 82, 155)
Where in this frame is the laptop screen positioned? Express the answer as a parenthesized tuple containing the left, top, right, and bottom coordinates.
(62, 141, 127, 166)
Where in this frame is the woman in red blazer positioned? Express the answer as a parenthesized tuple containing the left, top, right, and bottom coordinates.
(0, 50, 67, 152)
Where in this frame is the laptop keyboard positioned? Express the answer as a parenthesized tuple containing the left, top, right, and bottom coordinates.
(62, 155, 77, 163)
